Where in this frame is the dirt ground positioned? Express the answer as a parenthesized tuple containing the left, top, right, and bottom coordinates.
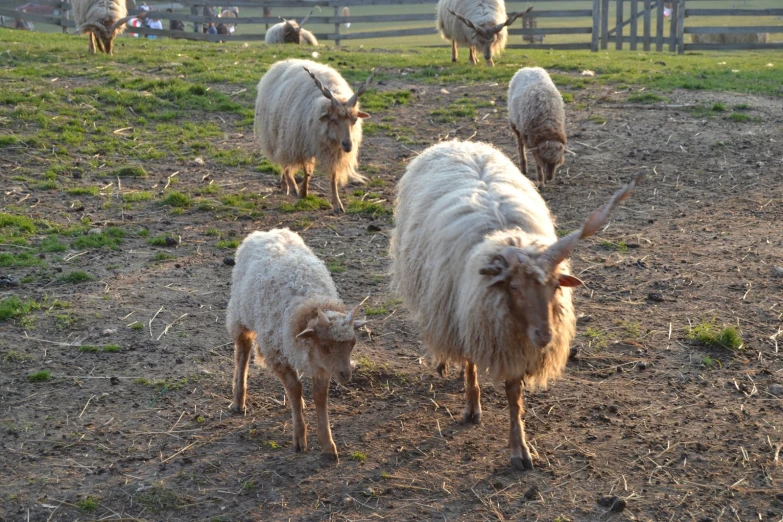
(1, 76, 782, 522)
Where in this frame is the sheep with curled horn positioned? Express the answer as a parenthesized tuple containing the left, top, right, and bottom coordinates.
(73, 0, 140, 54)
(437, 0, 532, 65)
(391, 139, 641, 470)
(264, 7, 319, 46)
(253, 60, 375, 213)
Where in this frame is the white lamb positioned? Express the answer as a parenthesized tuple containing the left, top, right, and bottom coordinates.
(390, 140, 639, 470)
(436, 0, 532, 65)
(508, 67, 571, 188)
(254, 59, 374, 213)
(72, 0, 136, 54)
(227, 228, 364, 461)
(264, 9, 319, 46)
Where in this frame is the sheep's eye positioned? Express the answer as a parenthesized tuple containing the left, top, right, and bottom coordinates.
(509, 283, 520, 292)
(320, 344, 330, 353)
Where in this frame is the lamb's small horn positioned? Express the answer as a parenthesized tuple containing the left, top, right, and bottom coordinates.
(303, 66, 337, 104)
(541, 173, 642, 271)
(347, 68, 376, 107)
(490, 6, 533, 34)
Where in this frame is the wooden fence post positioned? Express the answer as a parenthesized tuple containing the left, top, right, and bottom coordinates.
(600, 0, 609, 49)
(643, 0, 651, 51)
(668, 0, 677, 51)
(591, 0, 600, 51)
(334, 5, 341, 46)
(655, 0, 664, 51)
(615, 0, 623, 50)
(630, 0, 638, 49)
(677, 0, 685, 53)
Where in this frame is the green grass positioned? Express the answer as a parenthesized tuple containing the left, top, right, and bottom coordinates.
(217, 239, 240, 249)
(153, 252, 175, 262)
(584, 327, 610, 351)
(364, 306, 389, 316)
(28, 370, 51, 382)
(627, 92, 665, 104)
(346, 199, 391, 215)
(123, 191, 153, 202)
(711, 102, 727, 112)
(279, 195, 331, 213)
(725, 113, 751, 122)
(78, 345, 120, 353)
(326, 260, 347, 274)
(161, 191, 193, 208)
(66, 187, 99, 196)
(0, 296, 41, 321)
(351, 451, 368, 463)
(599, 240, 629, 253)
(59, 271, 93, 283)
(70, 227, 125, 250)
(688, 319, 743, 350)
(0, 252, 44, 268)
(77, 496, 99, 512)
(148, 234, 178, 247)
(110, 165, 147, 177)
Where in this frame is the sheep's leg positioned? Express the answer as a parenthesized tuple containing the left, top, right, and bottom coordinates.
(536, 163, 545, 189)
(275, 363, 307, 452)
(330, 174, 345, 214)
(89, 32, 96, 54)
(462, 360, 481, 424)
(298, 164, 313, 198)
(280, 168, 298, 196)
(230, 326, 255, 413)
(451, 40, 458, 62)
(505, 377, 534, 470)
(312, 373, 338, 461)
(95, 34, 106, 54)
(469, 46, 478, 65)
(511, 124, 526, 175)
(105, 37, 113, 56)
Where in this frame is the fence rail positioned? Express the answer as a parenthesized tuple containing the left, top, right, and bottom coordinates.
(2, 0, 781, 52)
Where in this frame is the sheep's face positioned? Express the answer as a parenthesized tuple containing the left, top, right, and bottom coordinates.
(283, 21, 301, 43)
(321, 103, 370, 153)
(533, 141, 566, 181)
(297, 309, 364, 384)
(481, 249, 582, 349)
(475, 29, 501, 65)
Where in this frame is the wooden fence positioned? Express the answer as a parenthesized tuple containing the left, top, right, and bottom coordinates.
(1, 0, 781, 52)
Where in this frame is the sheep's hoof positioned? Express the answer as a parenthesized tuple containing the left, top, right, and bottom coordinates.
(321, 449, 339, 463)
(436, 362, 448, 377)
(229, 403, 246, 414)
(293, 440, 307, 453)
(462, 410, 481, 425)
(511, 455, 534, 471)
(332, 205, 345, 215)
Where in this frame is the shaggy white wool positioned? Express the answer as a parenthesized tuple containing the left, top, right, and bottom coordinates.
(390, 140, 575, 388)
(253, 59, 364, 187)
(73, 0, 128, 35)
(264, 22, 319, 46)
(226, 229, 353, 376)
(508, 67, 566, 147)
(436, 0, 508, 56)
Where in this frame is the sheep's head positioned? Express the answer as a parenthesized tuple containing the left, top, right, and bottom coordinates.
(479, 174, 642, 348)
(449, 7, 532, 65)
(303, 67, 375, 153)
(529, 140, 567, 182)
(296, 305, 366, 384)
(280, 8, 315, 44)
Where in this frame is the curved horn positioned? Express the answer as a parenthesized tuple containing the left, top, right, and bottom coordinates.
(303, 66, 337, 104)
(345, 303, 361, 324)
(448, 8, 486, 36)
(564, 147, 576, 155)
(110, 11, 144, 33)
(541, 173, 643, 270)
(347, 68, 376, 107)
(78, 21, 109, 37)
(299, 6, 320, 27)
(490, 6, 533, 34)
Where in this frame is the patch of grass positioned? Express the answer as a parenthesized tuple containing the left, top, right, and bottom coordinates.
(0, 135, 20, 146)
(59, 271, 92, 284)
(0, 296, 41, 321)
(34, 180, 59, 191)
(137, 484, 181, 512)
(77, 496, 99, 512)
(326, 260, 347, 274)
(123, 191, 153, 202)
(711, 102, 727, 112)
(71, 227, 125, 250)
(725, 113, 750, 122)
(217, 239, 240, 249)
(584, 327, 609, 351)
(129, 321, 144, 330)
(28, 370, 51, 382)
(620, 320, 642, 340)
(204, 227, 220, 236)
(0, 252, 44, 267)
(627, 92, 664, 104)
(40, 237, 67, 252)
(255, 159, 281, 175)
(351, 451, 368, 463)
(79, 345, 120, 353)
(688, 319, 743, 350)
(0, 213, 37, 235)
(701, 355, 721, 368)
(111, 165, 147, 177)
(78, 345, 100, 353)
(153, 252, 175, 262)
(263, 440, 281, 450)
(364, 306, 388, 316)
(66, 187, 99, 196)
(360, 89, 412, 111)
(3, 350, 34, 364)
(599, 240, 629, 253)
(590, 114, 607, 124)
(147, 234, 177, 247)
(733, 103, 751, 111)
(347, 199, 391, 215)
(561, 92, 574, 103)
(161, 191, 193, 208)
(279, 195, 331, 213)
(430, 104, 476, 123)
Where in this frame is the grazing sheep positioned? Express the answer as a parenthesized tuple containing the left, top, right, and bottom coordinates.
(436, 0, 532, 65)
(227, 228, 364, 461)
(264, 8, 319, 46)
(218, 7, 237, 34)
(691, 32, 768, 45)
(508, 67, 571, 188)
(73, 0, 137, 54)
(167, 8, 185, 33)
(390, 140, 640, 470)
(254, 59, 374, 213)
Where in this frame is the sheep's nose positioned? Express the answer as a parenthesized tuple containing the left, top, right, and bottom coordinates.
(341, 141, 352, 153)
(533, 329, 552, 348)
(338, 370, 351, 383)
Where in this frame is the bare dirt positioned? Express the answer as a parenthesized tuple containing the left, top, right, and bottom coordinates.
(2, 78, 783, 521)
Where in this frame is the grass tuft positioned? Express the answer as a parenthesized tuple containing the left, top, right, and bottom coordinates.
(28, 370, 51, 382)
(60, 271, 93, 284)
(688, 319, 743, 350)
(0, 296, 41, 321)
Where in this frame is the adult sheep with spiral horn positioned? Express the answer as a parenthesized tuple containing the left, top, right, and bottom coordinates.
(73, 0, 140, 54)
(254, 59, 375, 213)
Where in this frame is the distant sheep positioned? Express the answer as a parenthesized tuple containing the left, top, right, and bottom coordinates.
(437, 0, 532, 65)
(254, 59, 374, 213)
(73, 0, 137, 54)
(390, 140, 640, 470)
(227, 228, 364, 461)
(508, 67, 571, 188)
(265, 8, 319, 46)
(691, 32, 768, 45)
(218, 7, 237, 34)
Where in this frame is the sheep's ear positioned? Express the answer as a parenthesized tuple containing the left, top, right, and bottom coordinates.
(316, 308, 330, 325)
(296, 328, 316, 339)
(558, 274, 583, 287)
(357, 111, 370, 119)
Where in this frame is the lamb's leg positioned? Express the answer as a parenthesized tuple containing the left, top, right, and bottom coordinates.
(330, 173, 345, 214)
(469, 46, 477, 65)
(89, 32, 96, 54)
(312, 373, 338, 461)
(505, 377, 534, 470)
(299, 164, 313, 198)
(275, 363, 307, 452)
(105, 37, 113, 56)
(230, 326, 255, 413)
(281, 168, 298, 196)
(462, 360, 481, 424)
(451, 40, 458, 62)
(511, 124, 526, 175)
(537, 163, 545, 189)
